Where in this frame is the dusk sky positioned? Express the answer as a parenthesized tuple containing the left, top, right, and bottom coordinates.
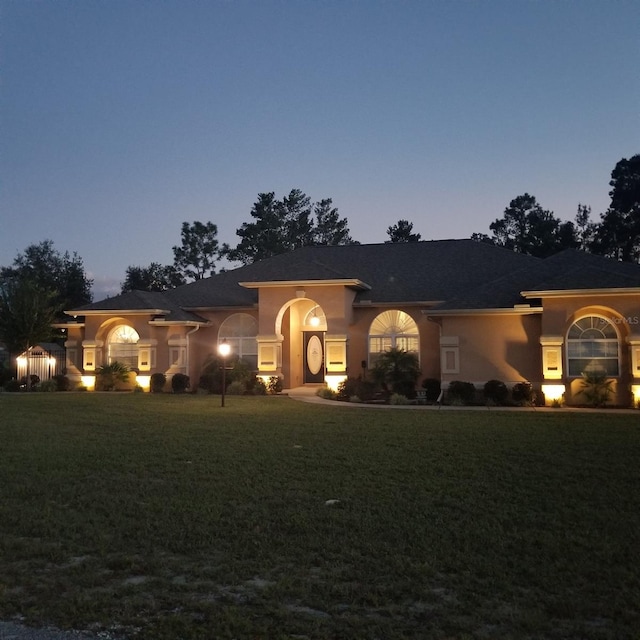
(1, 0, 638, 300)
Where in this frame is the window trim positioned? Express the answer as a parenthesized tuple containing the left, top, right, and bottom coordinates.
(566, 314, 620, 378)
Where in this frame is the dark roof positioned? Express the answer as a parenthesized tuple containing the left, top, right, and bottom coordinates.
(165, 240, 542, 307)
(69, 242, 640, 318)
(522, 249, 640, 292)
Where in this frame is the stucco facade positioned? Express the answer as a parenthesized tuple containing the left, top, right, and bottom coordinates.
(60, 241, 640, 407)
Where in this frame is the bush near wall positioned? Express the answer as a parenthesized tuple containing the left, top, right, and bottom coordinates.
(150, 373, 166, 393)
(483, 379, 509, 405)
(447, 381, 476, 405)
(171, 373, 190, 394)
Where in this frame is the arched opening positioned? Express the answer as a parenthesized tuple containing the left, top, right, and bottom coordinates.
(566, 315, 619, 377)
(368, 310, 419, 367)
(107, 325, 140, 369)
(218, 313, 258, 369)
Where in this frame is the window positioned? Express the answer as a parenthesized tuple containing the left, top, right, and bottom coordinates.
(108, 325, 140, 369)
(219, 314, 258, 369)
(567, 316, 619, 377)
(368, 310, 419, 366)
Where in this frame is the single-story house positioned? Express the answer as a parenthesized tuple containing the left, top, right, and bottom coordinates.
(58, 240, 640, 406)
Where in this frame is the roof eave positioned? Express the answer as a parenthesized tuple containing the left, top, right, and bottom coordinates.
(425, 307, 543, 316)
(65, 308, 171, 316)
(239, 278, 372, 291)
(521, 287, 640, 298)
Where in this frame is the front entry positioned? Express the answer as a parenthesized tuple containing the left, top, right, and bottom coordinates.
(303, 331, 325, 383)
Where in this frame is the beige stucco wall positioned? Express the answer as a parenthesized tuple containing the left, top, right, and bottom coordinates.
(539, 294, 639, 406)
(438, 313, 542, 387)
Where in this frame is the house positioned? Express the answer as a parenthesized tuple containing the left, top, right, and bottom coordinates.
(58, 240, 640, 406)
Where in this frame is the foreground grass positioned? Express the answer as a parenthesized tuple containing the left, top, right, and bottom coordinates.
(0, 394, 638, 639)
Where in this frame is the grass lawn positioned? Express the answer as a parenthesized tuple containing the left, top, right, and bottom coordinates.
(0, 393, 638, 639)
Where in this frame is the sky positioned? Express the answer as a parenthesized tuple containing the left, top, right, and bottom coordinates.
(1, 0, 638, 300)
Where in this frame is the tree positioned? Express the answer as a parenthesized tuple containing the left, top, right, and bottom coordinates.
(371, 347, 421, 397)
(0, 240, 92, 312)
(574, 204, 596, 252)
(0, 276, 60, 386)
(312, 198, 355, 246)
(592, 155, 640, 262)
(487, 194, 577, 258)
(386, 219, 421, 243)
(226, 190, 356, 265)
(172, 221, 220, 281)
(121, 263, 186, 293)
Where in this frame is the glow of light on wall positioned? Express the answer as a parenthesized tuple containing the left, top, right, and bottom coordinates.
(325, 375, 347, 392)
(48, 358, 56, 367)
(81, 375, 96, 390)
(632, 385, 640, 406)
(542, 384, 565, 403)
(16, 356, 27, 366)
(137, 375, 151, 390)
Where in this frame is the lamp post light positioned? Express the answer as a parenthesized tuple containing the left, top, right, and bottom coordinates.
(218, 339, 231, 407)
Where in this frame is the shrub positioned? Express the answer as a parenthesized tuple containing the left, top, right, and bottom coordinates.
(483, 379, 508, 405)
(52, 374, 71, 391)
(198, 356, 255, 394)
(316, 387, 336, 400)
(38, 379, 58, 392)
(349, 395, 361, 403)
(371, 347, 420, 398)
(578, 369, 613, 407)
(337, 377, 378, 402)
(267, 376, 283, 394)
(171, 373, 190, 394)
(96, 362, 130, 391)
(421, 378, 442, 403)
(150, 372, 166, 393)
(20, 374, 40, 390)
(512, 382, 534, 406)
(389, 393, 410, 405)
(447, 381, 476, 405)
(226, 381, 246, 395)
(251, 377, 267, 395)
(4, 379, 20, 392)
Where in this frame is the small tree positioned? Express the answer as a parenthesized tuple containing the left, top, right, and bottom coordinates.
(578, 369, 614, 407)
(96, 361, 130, 391)
(371, 348, 421, 398)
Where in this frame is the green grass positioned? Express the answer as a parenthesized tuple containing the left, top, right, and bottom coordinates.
(0, 393, 638, 639)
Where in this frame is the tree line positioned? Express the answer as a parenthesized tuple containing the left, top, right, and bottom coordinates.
(1, 154, 638, 359)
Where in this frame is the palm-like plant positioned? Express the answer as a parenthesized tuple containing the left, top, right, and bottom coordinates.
(96, 361, 130, 391)
(578, 369, 614, 407)
(371, 347, 421, 398)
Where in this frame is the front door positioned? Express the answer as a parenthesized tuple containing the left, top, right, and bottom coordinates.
(303, 331, 324, 383)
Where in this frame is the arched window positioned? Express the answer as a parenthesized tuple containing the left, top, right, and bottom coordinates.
(108, 325, 140, 368)
(219, 313, 258, 368)
(567, 316, 619, 377)
(368, 310, 419, 366)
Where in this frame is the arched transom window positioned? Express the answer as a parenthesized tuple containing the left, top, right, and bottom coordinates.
(368, 310, 419, 366)
(218, 313, 258, 368)
(567, 316, 619, 377)
(108, 325, 140, 368)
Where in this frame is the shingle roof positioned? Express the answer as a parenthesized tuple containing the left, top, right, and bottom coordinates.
(69, 242, 640, 318)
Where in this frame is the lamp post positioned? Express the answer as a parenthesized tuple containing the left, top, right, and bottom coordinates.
(218, 340, 231, 407)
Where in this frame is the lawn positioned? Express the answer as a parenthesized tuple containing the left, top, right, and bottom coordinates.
(0, 393, 638, 639)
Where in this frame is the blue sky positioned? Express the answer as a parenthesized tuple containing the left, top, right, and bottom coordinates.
(1, 0, 638, 300)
